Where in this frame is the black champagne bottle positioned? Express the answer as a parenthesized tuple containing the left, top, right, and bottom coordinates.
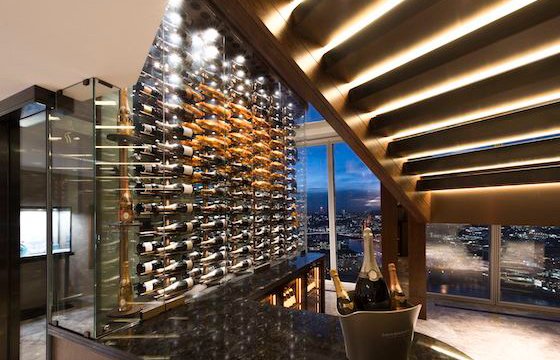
(354, 227, 390, 311)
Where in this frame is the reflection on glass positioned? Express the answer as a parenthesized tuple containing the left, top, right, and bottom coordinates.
(304, 145, 330, 276)
(427, 224, 490, 298)
(20, 208, 72, 257)
(49, 79, 95, 336)
(305, 105, 324, 123)
(19, 106, 47, 360)
(333, 143, 381, 283)
(500, 226, 560, 307)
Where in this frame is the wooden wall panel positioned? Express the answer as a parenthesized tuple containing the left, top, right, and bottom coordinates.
(381, 184, 399, 279)
(431, 183, 560, 226)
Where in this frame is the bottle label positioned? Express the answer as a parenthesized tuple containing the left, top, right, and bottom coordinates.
(145, 242, 153, 252)
(186, 203, 193, 213)
(183, 127, 194, 138)
(182, 184, 194, 194)
(145, 281, 154, 292)
(183, 166, 194, 176)
(186, 277, 194, 288)
(183, 146, 193, 157)
(145, 262, 153, 272)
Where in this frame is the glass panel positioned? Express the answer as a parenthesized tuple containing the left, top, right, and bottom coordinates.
(305, 105, 324, 123)
(304, 145, 330, 275)
(333, 143, 381, 283)
(426, 224, 490, 298)
(19, 106, 47, 360)
(500, 225, 560, 307)
(49, 79, 95, 336)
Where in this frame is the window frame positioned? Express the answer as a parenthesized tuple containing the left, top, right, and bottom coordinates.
(428, 224, 560, 314)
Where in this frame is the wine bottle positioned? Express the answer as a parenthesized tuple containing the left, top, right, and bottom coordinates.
(229, 232, 251, 242)
(156, 277, 194, 296)
(185, 251, 203, 261)
(155, 220, 201, 234)
(135, 182, 194, 195)
(200, 235, 226, 247)
(354, 227, 390, 311)
(388, 263, 408, 310)
(135, 163, 193, 176)
(330, 269, 354, 315)
(230, 205, 250, 214)
(230, 259, 252, 271)
(135, 202, 197, 215)
(156, 259, 193, 274)
(201, 251, 226, 263)
(200, 267, 227, 282)
(137, 259, 164, 274)
(136, 277, 174, 295)
(231, 218, 252, 227)
(230, 245, 252, 256)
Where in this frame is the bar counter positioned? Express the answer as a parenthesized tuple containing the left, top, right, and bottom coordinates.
(49, 253, 472, 359)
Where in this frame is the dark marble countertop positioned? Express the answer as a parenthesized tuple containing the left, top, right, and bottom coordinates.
(93, 253, 471, 359)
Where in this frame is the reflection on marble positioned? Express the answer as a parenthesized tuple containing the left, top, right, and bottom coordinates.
(20, 316, 46, 360)
(325, 291, 560, 360)
(94, 254, 469, 360)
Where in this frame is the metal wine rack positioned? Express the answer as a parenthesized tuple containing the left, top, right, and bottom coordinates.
(106, 0, 305, 303)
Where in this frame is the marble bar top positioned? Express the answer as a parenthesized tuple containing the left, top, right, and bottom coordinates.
(85, 253, 471, 359)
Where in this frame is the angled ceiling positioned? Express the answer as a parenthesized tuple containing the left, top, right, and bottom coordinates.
(0, 0, 167, 100)
(213, 0, 560, 225)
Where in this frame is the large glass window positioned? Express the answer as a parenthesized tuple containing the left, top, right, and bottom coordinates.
(333, 143, 381, 283)
(304, 145, 330, 273)
(500, 226, 560, 308)
(427, 224, 490, 298)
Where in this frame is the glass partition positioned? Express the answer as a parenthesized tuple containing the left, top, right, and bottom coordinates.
(19, 104, 48, 360)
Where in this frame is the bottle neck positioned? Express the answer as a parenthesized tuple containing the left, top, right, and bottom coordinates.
(389, 267, 404, 293)
(359, 228, 382, 280)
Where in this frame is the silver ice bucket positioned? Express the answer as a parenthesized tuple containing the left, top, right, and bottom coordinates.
(338, 304, 422, 360)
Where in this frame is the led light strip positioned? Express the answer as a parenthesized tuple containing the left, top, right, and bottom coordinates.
(417, 156, 560, 177)
(348, 0, 537, 89)
(391, 90, 560, 139)
(373, 41, 560, 117)
(321, 0, 405, 54)
(403, 129, 560, 160)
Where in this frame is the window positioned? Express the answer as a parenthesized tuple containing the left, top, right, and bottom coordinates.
(304, 145, 330, 274)
(305, 105, 324, 123)
(427, 224, 491, 298)
(333, 143, 381, 283)
(500, 226, 560, 308)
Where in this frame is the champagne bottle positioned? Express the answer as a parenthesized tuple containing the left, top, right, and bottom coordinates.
(156, 259, 193, 274)
(230, 245, 252, 256)
(230, 232, 252, 242)
(136, 277, 175, 295)
(230, 259, 252, 271)
(200, 235, 226, 247)
(354, 227, 390, 311)
(137, 259, 164, 274)
(201, 251, 226, 263)
(200, 267, 227, 282)
(388, 263, 408, 310)
(330, 269, 354, 315)
(255, 253, 270, 262)
(156, 277, 194, 296)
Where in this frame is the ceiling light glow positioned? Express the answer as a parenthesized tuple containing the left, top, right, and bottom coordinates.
(349, 0, 537, 88)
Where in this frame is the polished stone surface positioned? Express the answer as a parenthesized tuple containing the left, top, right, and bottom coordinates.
(94, 253, 471, 359)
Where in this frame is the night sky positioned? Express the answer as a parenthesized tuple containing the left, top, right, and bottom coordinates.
(303, 143, 380, 214)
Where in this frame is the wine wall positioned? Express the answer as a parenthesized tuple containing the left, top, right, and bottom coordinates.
(126, 0, 304, 301)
